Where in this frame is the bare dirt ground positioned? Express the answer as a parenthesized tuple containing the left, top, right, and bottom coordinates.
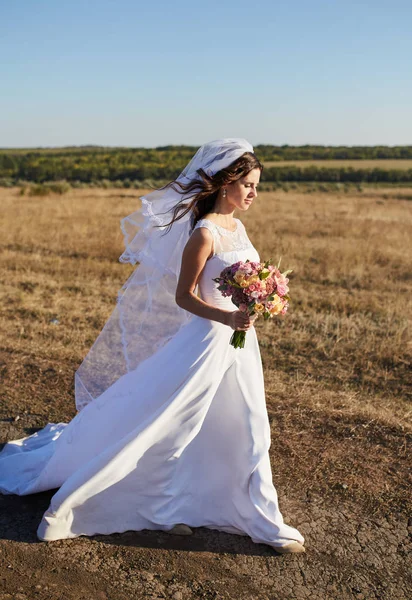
(0, 186, 411, 599)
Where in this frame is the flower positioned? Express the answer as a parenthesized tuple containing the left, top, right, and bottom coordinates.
(247, 275, 260, 284)
(269, 294, 284, 315)
(214, 258, 292, 348)
(274, 274, 289, 297)
(238, 263, 253, 275)
(254, 303, 265, 313)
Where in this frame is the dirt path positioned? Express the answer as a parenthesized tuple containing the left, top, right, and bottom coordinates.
(1, 415, 411, 600)
(0, 494, 410, 599)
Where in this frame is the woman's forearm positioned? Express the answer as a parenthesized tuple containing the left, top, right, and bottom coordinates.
(176, 291, 232, 325)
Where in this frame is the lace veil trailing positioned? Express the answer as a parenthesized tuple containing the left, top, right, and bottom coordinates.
(75, 138, 254, 411)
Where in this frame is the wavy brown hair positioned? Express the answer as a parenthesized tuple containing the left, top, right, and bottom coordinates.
(156, 152, 263, 233)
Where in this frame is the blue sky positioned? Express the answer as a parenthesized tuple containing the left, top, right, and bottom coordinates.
(1, 0, 411, 147)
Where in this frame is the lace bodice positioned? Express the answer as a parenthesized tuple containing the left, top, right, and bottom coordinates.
(192, 218, 260, 310)
(193, 218, 253, 255)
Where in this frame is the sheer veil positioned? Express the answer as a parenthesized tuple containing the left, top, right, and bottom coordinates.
(75, 138, 254, 411)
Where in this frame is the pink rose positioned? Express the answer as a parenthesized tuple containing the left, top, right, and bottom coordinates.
(276, 284, 288, 296)
(239, 263, 252, 275)
(275, 274, 289, 296)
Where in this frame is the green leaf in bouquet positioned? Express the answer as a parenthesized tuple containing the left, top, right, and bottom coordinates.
(259, 270, 271, 280)
(228, 280, 243, 289)
(282, 269, 293, 276)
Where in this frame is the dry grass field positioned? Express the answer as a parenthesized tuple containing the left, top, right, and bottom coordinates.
(0, 185, 411, 599)
(264, 159, 412, 170)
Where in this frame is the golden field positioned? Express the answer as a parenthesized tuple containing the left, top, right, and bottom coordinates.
(264, 159, 412, 169)
(0, 185, 411, 599)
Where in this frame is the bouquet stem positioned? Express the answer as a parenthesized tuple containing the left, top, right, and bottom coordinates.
(230, 330, 246, 349)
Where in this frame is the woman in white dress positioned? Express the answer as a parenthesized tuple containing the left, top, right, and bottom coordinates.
(0, 139, 305, 554)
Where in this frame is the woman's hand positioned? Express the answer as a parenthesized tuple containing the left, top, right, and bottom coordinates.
(226, 310, 258, 331)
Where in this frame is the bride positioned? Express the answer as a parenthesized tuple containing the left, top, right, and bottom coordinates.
(0, 138, 305, 554)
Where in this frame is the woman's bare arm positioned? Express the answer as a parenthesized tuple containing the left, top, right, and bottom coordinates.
(175, 228, 253, 331)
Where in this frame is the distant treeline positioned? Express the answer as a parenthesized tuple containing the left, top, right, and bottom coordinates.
(1, 145, 412, 185)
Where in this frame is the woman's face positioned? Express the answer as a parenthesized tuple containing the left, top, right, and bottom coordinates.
(225, 168, 261, 211)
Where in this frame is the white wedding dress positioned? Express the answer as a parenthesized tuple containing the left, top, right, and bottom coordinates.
(0, 218, 304, 549)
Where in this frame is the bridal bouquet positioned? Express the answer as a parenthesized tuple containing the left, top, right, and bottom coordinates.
(213, 259, 292, 349)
